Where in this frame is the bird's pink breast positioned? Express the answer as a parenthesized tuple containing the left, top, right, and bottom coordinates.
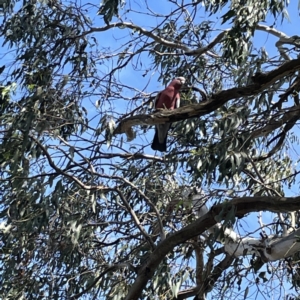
(155, 87, 180, 110)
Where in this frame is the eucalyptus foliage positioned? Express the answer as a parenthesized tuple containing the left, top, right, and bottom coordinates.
(0, 0, 300, 299)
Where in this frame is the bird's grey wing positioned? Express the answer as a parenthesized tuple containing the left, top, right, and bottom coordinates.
(157, 123, 171, 143)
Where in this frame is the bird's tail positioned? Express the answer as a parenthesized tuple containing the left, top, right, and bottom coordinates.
(151, 128, 167, 152)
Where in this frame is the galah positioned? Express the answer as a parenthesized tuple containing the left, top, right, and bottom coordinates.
(151, 77, 186, 152)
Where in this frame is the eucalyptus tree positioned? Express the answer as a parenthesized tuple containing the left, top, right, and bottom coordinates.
(1, 0, 300, 299)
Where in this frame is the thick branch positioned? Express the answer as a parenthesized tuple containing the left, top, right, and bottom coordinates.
(125, 195, 300, 300)
(115, 57, 300, 135)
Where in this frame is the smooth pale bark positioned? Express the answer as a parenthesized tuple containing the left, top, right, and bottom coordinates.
(194, 196, 300, 261)
(125, 196, 300, 300)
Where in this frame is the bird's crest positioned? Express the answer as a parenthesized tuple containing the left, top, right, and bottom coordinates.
(175, 77, 186, 84)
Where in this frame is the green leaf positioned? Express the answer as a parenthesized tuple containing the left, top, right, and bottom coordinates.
(221, 9, 235, 24)
(243, 286, 249, 299)
(98, 0, 120, 25)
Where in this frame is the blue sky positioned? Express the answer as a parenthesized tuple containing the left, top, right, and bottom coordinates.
(1, 1, 300, 299)
(95, 2, 300, 299)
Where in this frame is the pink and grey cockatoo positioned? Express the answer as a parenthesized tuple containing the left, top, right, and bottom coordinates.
(151, 77, 186, 152)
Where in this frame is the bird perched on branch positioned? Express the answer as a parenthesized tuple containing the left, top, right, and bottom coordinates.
(151, 77, 186, 152)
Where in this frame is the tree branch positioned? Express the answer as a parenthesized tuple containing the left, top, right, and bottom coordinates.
(249, 105, 300, 141)
(256, 24, 300, 60)
(87, 23, 300, 61)
(88, 22, 190, 51)
(198, 253, 234, 299)
(125, 195, 300, 300)
(29, 134, 109, 191)
(115, 57, 300, 135)
(115, 188, 155, 249)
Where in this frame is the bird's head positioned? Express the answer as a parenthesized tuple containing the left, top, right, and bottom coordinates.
(175, 77, 186, 85)
(170, 77, 186, 89)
